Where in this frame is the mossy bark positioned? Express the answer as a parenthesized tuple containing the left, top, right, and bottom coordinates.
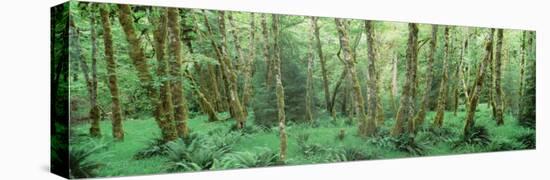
(464, 29, 494, 136)
(433, 26, 451, 128)
(100, 6, 124, 140)
(311, 17, 331, 113)
(242, 13, 256, 108)
(364, 20, 378, 135)
(167, 8, 190, 139)
(261, 14, 274, 89)
(392, 23, 419, 137)
(494, 29, 504, 125)
(272, 15, 287, 162)
(118, 4, 177, 142)
(335, 19, 370, 137)
(413, 25, 437, 130)
(305, 17, 315, 123)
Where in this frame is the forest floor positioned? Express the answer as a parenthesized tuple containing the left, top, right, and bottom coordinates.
(70, 104, 535, 178)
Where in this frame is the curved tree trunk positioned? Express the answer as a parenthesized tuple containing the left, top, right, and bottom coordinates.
(118, 4, 177, 142)
(464, 29, 494, 136)
(335, 18, 372, 137)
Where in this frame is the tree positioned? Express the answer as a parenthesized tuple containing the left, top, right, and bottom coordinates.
(99, 5, 124, 140)
(167, 8, 190, 138)
(272, 14, 287, 162)
(433, 26, 451, 128)
(414, 25, 438, 130)
(494, 29, 504, 125)
(69, 11, 100, 137)
(261, 14, 274, 88)
(311, 17, 331, 113)
(392, 23, 419, 137)
(519, 31, 536, 128)
(335, 18, 373, 137)
(364, 20, 379, 133)
(118, 4, 177, 142)
(464, 28, 494, 136)
(304, 17, 315, 123)
(242, 13, 256, 108)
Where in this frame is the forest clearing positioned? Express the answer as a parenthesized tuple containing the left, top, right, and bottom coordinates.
(50, 1, 536, 178)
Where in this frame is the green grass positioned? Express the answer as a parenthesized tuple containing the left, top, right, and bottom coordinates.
(70, 103, 534, 177)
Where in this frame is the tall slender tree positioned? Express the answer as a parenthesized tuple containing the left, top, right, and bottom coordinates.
(494, 29, 504, 125)
(100, 5, 124, 140)
(311, 17, 331, 113)
(392, 23, 419, 136)
(364, 20, 379, 133)
(433, 26, 451, 128)
(464, 29, 494, 136)
(272, 15, 287, 162)
(414, 25, 438, 130)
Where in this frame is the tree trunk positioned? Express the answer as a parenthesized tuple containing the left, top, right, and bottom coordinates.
(364, 20, 379, 134)
(304, 17, 315, 123)
(390, 53, 398, 112)
(272, 15, 287, 162)
(519, 31, 535, 128)
(216, 11, 247, 128)
(242, 13, 256, 108)
(494, 29, 504, 125)
(118, 4, 177, 142)
(413, 25, 437, 130)
(100, 6, 124, 140)
(433, 26, 451, 128)
(335, 19, 371, 137)
(167, 8, 190, 139)
(464, 29, 494, 136)
(261, 14, 274, 88)
(392, 23, 419, 137)
(311, 17, 331, 112)
(69, 15, 101, 137)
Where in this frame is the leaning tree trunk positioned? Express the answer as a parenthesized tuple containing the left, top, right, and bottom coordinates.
(464, 29, 494, 136)
(413, 25, 437, 130)
(433, 26, 451, 128)
(217, 11, 247, 129)
(311, 17, 331, 113)
(335, 18, 372, 137)
(364, 20, 379, 134)
(494, 29, 504, 125)
(69, 16, 100, 137)
(100, 6, 124, 140)
(118, 4, 177, 142)
(272, 15, 287, 162)
(167, 8, 190, 139)
(391, 23, 419, 137)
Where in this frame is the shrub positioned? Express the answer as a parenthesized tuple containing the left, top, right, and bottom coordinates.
(517, 132, 536, 149)
(488, 137, 525, 151)
(165, 138, 230, 172)
(133, 137, 169, 160)
(296, 133, 326, 156)
(215, 148, 279, 169)
(393, 135, 426, 156)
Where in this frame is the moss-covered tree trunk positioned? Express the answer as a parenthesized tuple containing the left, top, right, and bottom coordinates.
(433, 26, 451, 128)
(261, 14, 273, 89)
(118, 4, 177, 142)
(413, 25, 437, 130)
(218, 12, 247, 129)
(494, 29, 504, 125)
(392, 23, 419, 137)
(464, 29, 494, 136)
(272, 15, 287, 162)
(242, 13, 256, 108)
(99, 6, 124, 140)
(335, 19, 371, 137)
(69, 15, 100, 137)
(364, 20, 379, 135)
(167, 8, 190, 139)
(311, 17, 331, 113)
(304, 17, 315, 123)
(519, 31, 535, 128)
